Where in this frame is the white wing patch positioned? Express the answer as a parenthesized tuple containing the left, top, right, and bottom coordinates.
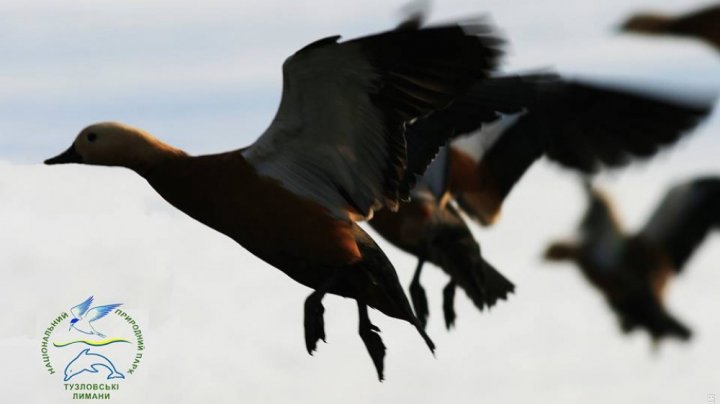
(451, 111, 524, 163)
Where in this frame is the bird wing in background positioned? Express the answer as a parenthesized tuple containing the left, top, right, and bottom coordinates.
(578, 185, 625, 262)
(663, 5, 720, 43)
(70, 296, 94, 319)
(445, 76, 714, 225)
(401, 74, 546, 201)
(242, 21, 502, 221)
(639, 177, 720, 272)
(85, 304, 123, 324)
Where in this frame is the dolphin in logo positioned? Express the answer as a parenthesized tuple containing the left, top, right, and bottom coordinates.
(63, 348, 126, 382)
(69, 296, 122, 338)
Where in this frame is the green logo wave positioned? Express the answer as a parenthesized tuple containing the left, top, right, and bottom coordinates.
(53, 338, 131, 348)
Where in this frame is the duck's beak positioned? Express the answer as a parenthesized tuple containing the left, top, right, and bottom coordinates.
(45, 144, 82, 165)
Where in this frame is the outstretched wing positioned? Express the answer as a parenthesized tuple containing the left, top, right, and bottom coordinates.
(640, 177, 720, 272)
(578, 183, 624, 242)
(402, 73, 547, 201)
(70, 296, 94, 319)
(85, 304, 123, 323)
(536, 79, 712, 172)
(243, 21, 502, 221)
(445, 76, 713, 225)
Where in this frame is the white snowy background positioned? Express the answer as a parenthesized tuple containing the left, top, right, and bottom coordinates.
(0, 0, 719, 402)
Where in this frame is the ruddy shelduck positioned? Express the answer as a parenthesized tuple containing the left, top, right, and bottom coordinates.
(620, 4, 720, 52)
(45, 21, 504, 380)
(545, 178, 720, 341)
(370, 74, 713, 328)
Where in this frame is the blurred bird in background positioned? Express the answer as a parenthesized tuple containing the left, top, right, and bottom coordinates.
(371, 72, 715, 330)
(619, 3, 720, 52)
(545, 178, 720, 341)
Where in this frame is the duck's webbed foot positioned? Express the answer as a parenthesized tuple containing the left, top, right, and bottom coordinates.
(304, 274, 341, 355)
(442, 281, 457, 330)
(409, 259, 429, 329)
(304, 290, 329, 355)
(358, 302, 386, 381)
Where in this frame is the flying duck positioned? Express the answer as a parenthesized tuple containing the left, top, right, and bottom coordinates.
(619, 4, 720, 52)
(44, 21, 504, 380)
(370, 169, 514, 329)
(370, 73, 714, 328)
(440, 75, 714, 226)
(545, 178, 720, 340)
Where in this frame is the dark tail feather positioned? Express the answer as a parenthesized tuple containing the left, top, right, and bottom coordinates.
(440, 255, 515, 313)
(430, 206, 515, 312)
(643, 309, 692, 341)
(352, 225, 436, 353)
(478, 258, 515, 308)
(615, 295, 692, 341)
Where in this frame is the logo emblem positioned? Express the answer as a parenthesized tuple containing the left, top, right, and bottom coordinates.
(68, 296, 122, 338)
(40, 296, 145, 400)
(63, 349, 126, 382)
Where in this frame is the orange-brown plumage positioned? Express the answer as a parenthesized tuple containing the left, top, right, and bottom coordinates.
(43, 20, 506, 380)
(370, 182, 514, 329)
(369, 194, 434, 248)
(146, 150, 362, 271)
(447, 146, 502, 225)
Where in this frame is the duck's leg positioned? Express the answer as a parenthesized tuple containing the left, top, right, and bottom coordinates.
(409, 258, 429, 329)
(304, 275, 337, 355)
(357, 301, 386, 381)
(442, 281, 457, 329)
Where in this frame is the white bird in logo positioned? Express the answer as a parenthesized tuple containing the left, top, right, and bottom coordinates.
(69, 296, 122, 338)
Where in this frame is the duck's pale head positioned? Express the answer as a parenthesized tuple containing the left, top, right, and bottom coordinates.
(45, 122, 184, 173)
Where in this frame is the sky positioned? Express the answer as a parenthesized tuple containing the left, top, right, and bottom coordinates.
(0, 0, 719, 403)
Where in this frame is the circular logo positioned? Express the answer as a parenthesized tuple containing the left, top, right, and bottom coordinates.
(40, 296, 145, 400)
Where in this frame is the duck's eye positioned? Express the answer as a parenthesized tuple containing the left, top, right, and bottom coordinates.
(87, 133, 98, 142)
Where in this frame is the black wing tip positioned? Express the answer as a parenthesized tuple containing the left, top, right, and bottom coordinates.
(539, 77, 717, 173)
(571, 77, 718, 115)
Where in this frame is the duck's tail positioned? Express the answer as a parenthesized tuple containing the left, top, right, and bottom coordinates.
(438, 250, 514, 315)
(351, 225, 435, 353)
(648, 311, 692, 341)
(620, 308, 692, 341)
(477, 259, 516, 308)
(429, 206, 514, 315)
(614, 292, 692, 341)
